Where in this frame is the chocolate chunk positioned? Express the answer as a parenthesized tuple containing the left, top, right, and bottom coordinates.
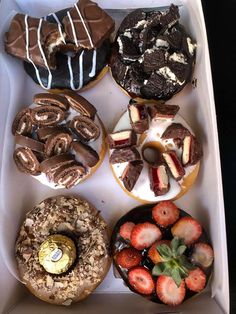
(108, 130, 137, 149)
(53, 162, 86, 188)
(109, 147, 141, 164)
(118, 35, 140, 61)
(143, 49, 167, 72)
(69, 115, 100, 142)
(164, 26, 183, 49)
(163, 151, 185, 181)
(40, 154, 75, 173)
(119, 9, 146, 33)
(182, 135, 203, 166)
(5, 14, 64, 69)
(31, 105, 65, 127)
(37, 126, 67, 142)
(161, 123, 191, 147)
(44, 130, 72, 157)
(63, 90, 97, 119)
(169, 61, 189, 83)
(15, 134, 45, 153)
(149, 165, 170, 196)
(72, 141, 99, 167)
(121, 160, 143, 192)
(128, 102, 149, 134)
(140, 72, 167, 99)
(62, 0, 114, 49)
(12, 108, 33, 136)
(160, 4, 180, 28)
(148, 103, 179, 120)
(33, 93, 69, 111)
(14, 147, 40, 175)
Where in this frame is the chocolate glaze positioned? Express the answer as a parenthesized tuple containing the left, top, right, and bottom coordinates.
(33, 93, 69, 110)
(72, 141, 99, 167)
(111, 204, 213, 304)
(24, 9, 111, 90)
(15, 134, 45, 153)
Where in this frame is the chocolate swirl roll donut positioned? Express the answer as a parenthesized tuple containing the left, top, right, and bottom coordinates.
(69, 115, 100, 142)
(31, 105, 65, 126)
(13, 147, 40, 175)
(12, 108, 33, 136)
(53, 163, 86, 189)
(44, 130, 72, 157)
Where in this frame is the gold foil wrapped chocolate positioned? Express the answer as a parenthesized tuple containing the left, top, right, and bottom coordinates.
(38, 234, 76, 274)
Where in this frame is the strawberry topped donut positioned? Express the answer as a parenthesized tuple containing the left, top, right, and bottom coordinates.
(111, 201, 214, 306)
(108, 100, 202, 203)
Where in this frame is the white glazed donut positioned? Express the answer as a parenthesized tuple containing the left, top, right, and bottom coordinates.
(109, 105, 201, 203)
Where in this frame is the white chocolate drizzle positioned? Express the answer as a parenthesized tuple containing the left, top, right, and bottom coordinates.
(67, 11, 79, 47)
(24, 15, 52, 90)
(50, 13, 66, 44)
(89, 49, 97, 77)
(74, 3, 94, 48)
(67, 55, 76, 90)
(78, 50, 85, 89)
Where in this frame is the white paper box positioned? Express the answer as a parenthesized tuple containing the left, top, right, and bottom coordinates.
(0, 0, 229, 313)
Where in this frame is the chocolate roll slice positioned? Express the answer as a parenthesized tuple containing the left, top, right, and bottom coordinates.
(72, 141, 99, 168)
(12, 108, 33, 136)
(109, 147, 141, 164)
(128, 102, 149, 134)
(33, 93, 69, 111)
(63, 91, 97, 119)
(149, 165, 170, 196)
(44, 130, 72, 157)
(14, 147, 40, 175)
(161, 123, 191, 147)
(148, 103, 180, 120)
(108, 130, 137, 149)
(37, 126, 67, 142)
(163, 151, 185, 181)
(69, 115, 100, 142)
(182, 135, 203, 166)
(5, 14, 64, 69)
(121, 160, 143, 192)
(53, 163, 86, 189)
(62, 0, 114, 50)
(15, 134, 45, 153)
(40, 154, 75, 173)
(31, 105, 65, 127)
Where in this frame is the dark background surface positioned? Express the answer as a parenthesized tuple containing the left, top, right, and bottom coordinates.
(201, 1, 235, 313)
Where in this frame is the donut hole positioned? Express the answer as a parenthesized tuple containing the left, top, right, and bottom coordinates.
(142, 141, 165, 166)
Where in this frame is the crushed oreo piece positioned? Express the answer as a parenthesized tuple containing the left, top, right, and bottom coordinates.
(110, 147, 141, 164)
(119, 9, 146, 33)
(121, 160, 143, 192)
(160, 4, 180, 28)
(143, 49, 168, 72)
(118, 35, 140, 61)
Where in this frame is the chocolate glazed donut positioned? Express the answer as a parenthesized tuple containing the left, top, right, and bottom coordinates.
(24, 9, 111, 91)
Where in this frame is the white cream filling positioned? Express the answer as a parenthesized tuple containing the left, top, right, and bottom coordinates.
(187, 37, 196, 56)
(17, 104, 104, 189)
(110, 111, 196, 202)
(169, 52, 187, 64)
(157, 66, 185, 85)
(155, 38, 169, 49)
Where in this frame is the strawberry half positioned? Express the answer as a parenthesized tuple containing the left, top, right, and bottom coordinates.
(152, 201, 180, 227)
(116, 247, 142, 269)
(119, 222, 135, 241)
(130, 222, 162, 250)
(191, 243, 214, 268)
(185, 268, 206, 292)
(128, 266, 155, 295)
(171, 217, 202, 245)
(156, 275, 186, 306)
(148, 240, 171, 264)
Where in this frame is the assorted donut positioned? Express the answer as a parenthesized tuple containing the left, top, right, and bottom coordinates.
(111, 201, 214, 306)
(12, 91, 106, 189)
(15, 195, 110, 305)
(2, 0, 216, 309)
(108, 100, 202, 202)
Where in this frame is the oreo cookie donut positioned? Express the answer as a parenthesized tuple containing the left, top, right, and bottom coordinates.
(108, 100, 202, 203)
(111, 201, 214, 306)
(5, 0, 114, 91)
(110, 5, 196, 100)
(15, 195, 111, 305)
(12, 91, 106, 189)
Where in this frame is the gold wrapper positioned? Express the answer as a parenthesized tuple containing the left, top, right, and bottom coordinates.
(38, 234, 76, 274)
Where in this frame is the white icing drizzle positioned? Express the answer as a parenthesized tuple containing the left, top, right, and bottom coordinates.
(78, 50, 85, 89)
(89, 49, 97, 77)
(24, 15, 52, 90)
(74, 3, 94, 48)
(67, 11, 78, 47)
(50, 13, 66, 44)
(67, 56, 76, 90)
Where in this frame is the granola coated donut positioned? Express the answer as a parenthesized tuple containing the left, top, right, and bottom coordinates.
(15, 195, 111, 306)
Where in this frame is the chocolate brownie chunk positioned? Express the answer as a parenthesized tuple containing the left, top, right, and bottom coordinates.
(148, 103, 179, 120)
(121, 160, 143, 191)
(110, 147, 141, 164)
(161, 123, 191, 147)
